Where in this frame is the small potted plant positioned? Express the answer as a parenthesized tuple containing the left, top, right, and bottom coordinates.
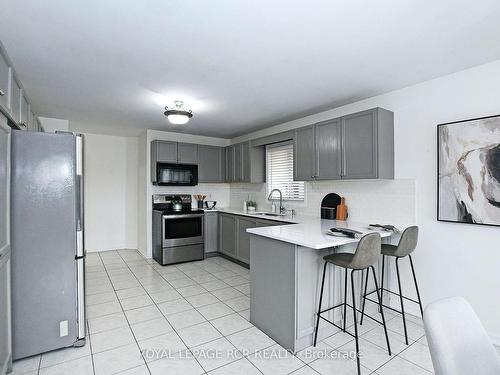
(246, 200, 257, 212)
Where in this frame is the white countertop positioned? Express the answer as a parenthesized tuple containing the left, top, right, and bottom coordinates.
(246, 218, 394, 249)
(203, 208, 395, 249)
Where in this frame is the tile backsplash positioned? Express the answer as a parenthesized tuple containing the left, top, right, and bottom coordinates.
(151, 183, 231, 209)
(230, 179, 416, 226)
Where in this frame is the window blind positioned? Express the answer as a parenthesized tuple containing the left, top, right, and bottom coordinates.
(266, 142, 305, 201)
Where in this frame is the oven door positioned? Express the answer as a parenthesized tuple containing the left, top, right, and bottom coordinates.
(162, 214, 204, 248)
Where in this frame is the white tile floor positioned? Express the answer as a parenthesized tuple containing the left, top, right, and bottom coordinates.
(11, 249, 436, 375)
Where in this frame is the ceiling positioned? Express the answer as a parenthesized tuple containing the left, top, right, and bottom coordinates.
(2, 0, 500, 138)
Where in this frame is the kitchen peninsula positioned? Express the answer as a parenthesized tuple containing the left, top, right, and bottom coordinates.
(247, 219, 395, 353)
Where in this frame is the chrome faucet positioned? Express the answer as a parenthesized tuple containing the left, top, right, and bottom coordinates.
(268, 189, 285, 214)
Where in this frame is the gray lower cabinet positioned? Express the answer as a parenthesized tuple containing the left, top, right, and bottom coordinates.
(236, 217, 256, 263)
(204, 212, 218, 253)
(178, 143, 198, 164)
(219, 214, 237, 257)
(294, 125, 316, 181)
(218, 213, 291, 265)
(0, 51, 9, 111)
(198, 145, 225, 182)
(315, 118, 342, 180)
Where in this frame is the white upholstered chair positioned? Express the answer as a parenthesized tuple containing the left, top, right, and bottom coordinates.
(423, 296, 500, 375)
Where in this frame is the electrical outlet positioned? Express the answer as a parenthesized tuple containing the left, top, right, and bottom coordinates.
(60, 320, 68, 337)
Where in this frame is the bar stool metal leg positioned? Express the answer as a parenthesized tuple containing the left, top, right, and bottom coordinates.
(360, 269, 369, 325)
(313, 261, 328, 346)
(409, 255, 424, 317)
(395, 257, 409, 345)
(343, 268, 348, 332)
(350, 270, 361, 375)
(380, 255, 385, 311)
(370, 266, 391, 355)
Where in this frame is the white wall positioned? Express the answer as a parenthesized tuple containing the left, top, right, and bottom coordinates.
(232, 59, 500, 340)
(38, 117, 69, 132)
(84, 133, 138, 252)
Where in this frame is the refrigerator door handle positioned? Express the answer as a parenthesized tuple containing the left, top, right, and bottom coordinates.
(75, 134, 84, 258)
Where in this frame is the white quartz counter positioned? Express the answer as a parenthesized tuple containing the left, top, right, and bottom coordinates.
(246, 217, 394, 249)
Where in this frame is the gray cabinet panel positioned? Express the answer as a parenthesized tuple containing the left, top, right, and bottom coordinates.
(294, 125, 315, 181)
(237, 217, 256, 263)
(225, 146, 234, 182)
(156, 141, 178, 162)
(178, 143, 198, 164)
(0, 52, 9, 110)
(20, 93, 29, 129)
(234, 144, 242, 182)
(342, 109, 377, 179)
(316, 119, 342, 180)
(241, 142, 251, 183)
(204, 212, 218, 253)
(198, 145, 224, 182)
(10, 78, 20, 124)
(220, 214, 237, 256)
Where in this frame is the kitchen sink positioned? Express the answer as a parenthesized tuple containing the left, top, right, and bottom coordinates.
(251, 212, 286, 217)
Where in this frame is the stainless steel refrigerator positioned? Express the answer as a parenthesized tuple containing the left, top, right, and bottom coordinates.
(0, 115, 12, 375)
(10, 130, 85, 360)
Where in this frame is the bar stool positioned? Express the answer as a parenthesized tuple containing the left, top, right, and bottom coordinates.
(313, 233, 391, 375)
(360, 226, 423, 345)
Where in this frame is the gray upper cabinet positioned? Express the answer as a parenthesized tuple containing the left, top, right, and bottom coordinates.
(155, 141, 178, 162)
(294, 125, 316, 181)
(225, 146, 235, 182)
(20, 92, 29, 129)
(293, 108, 394, 181)
(342, 108, 394, 179)
(178, 143, 198, 164)
(198, 145, 225, 182)
(219, 214, 237, 257)
(10, 77, 20, 124)
(233, 144, 242, 181)
(0, 51, 9, 110)
(316, 118, 342, 180)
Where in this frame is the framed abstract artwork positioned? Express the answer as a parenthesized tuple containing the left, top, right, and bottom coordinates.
(438, 114, 500, 226)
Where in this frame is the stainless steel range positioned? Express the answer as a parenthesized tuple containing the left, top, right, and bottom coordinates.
(152, 194, 204, 266)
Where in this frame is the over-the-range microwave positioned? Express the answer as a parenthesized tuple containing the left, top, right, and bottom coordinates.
(153, 163, 198, 186)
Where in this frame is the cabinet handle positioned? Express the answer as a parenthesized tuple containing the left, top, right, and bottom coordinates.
(0, 89, 4, 96)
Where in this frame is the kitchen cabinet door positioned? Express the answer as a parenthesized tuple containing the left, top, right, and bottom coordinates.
(204, 212, 218, 253)
(241, 142, 251, 183)
(237, 217, 256, 264)
(293, 125, 315, 181)
(156, 141, 178, 163)
(0, 52, 9, 110)
(0, 116, 11, 375)
(19, 93, 29, 129)
(342, 109, 377, 179)
(225, 146, 234, 182)
(315, 118, 342, 180)
(220, 214, 237, 256)
(178, 143, 198, 164)
(233, 144, 242, 182)
(198, 145, 224, 182)
(10, 77, 20, 124)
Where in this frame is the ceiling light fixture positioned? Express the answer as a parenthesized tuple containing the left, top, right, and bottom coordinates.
(164, 100, 193, 125)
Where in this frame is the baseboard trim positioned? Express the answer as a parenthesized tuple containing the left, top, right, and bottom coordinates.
(215, 252, 250, 269)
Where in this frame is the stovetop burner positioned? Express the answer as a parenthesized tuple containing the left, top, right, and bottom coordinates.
(152, 194, 204, 216)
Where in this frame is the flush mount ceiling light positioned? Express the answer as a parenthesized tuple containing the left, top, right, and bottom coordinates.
(164, 100, 193, 125)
